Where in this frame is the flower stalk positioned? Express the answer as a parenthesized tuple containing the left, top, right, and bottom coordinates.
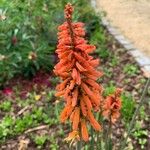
(54, 3, 123, 148)
(54, 3, 103, 142)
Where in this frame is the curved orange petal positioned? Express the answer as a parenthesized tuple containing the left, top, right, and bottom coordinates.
(81, 82, 100, 106)
(84, 79, 101, 90)
(76, 62, 87, 72)
(72, 87, 79, 107)
(80, 99, 87, 117)
(72, 107, 80, 130)
(82, 94, 92, 110)
(81, 119, 89, 142)
(87, 110, 101, 131)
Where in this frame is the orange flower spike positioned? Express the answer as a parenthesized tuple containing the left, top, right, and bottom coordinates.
(102, 88, 122, 123)
(81, 119, 89, 142)
(54, 3, 103, 141)
(72, 107, 80, 130)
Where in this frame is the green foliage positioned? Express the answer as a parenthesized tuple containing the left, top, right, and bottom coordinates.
(90, 26, 109, 59)
(110, 55, 119, 67)
(139, 106, 149, 121)
(121, 93, 135, 122)
(0, 101, 12, 112)
(123, 64, 139, 76)
(49, 135, 59, 150)
(132, 121, 148, 149)
(0, 100, 61, 141)
(0, 116, 14, 140)
(104, 84, 116, 96)
(0, 0, 100, 85)
(33, 135, 47, 148)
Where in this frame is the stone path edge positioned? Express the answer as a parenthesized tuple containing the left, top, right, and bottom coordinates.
(91, 0, 150, 78)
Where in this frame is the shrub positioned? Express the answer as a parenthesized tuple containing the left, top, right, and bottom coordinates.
(0, 0, 101, 85)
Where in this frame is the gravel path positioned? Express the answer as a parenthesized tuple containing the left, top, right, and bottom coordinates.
(96, 0, 150, 57)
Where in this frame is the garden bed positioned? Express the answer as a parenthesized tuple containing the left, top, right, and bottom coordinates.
(0, 29, 149, 150)
(0, 1, 149, 150)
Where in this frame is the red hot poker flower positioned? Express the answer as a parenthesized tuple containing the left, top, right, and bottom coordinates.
(54, 3, 103, 142)
(102, 88, 122, 123)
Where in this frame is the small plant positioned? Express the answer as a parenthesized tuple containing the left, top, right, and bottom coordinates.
(34, 135, 47, 149)
(121, 93, 135, 122)
(0, 116, 14, 140)
(123, 64, 139, 76)
(139, 106, 148, 121)
(0, 101, 12, 112)
(49, 135, 59, 150)
(104, 84, 116, 96)
(132, 121, 148, 149)
(110, 55, 119, 67)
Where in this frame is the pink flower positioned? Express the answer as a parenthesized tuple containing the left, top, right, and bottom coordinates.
(3, 88, 13, 96)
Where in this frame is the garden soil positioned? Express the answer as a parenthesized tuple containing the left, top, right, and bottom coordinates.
(96, 0, 150, 57)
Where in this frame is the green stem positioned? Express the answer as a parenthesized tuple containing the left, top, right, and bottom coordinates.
(106, 113, 112, 150)
(96, 111, 103, 150)
(90, 127, 94, 149)
(120, 78, 150, 149)
(76, 140, 82, 150)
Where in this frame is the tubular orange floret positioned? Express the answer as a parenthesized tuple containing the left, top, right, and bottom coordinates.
(55, 90, 65, 97)
(84, 78, 101, 90)
(56, 77, 71, 91)
(76, 62, 87, 72)
(81, 82, 100, 106)
(80, 99, 87, 117)
(69, 80, 75, 90)
(60, 106, 69, 123)
(82, 94, 92, 110)
(87, 110, 102, 131)
(72, 107, 80, 130)
(54, 3, 104, 142)
(72, 68, 78, 81)
(81, 119, 89, 142)
(72, 87, 78, 107)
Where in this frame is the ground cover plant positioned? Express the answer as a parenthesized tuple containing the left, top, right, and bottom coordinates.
(0, 0, 150, 150)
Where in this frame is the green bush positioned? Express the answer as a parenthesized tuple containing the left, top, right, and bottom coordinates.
(0, 0, 101, 85)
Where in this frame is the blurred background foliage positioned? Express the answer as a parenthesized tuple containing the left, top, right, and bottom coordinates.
(0, 0, 104, 86)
